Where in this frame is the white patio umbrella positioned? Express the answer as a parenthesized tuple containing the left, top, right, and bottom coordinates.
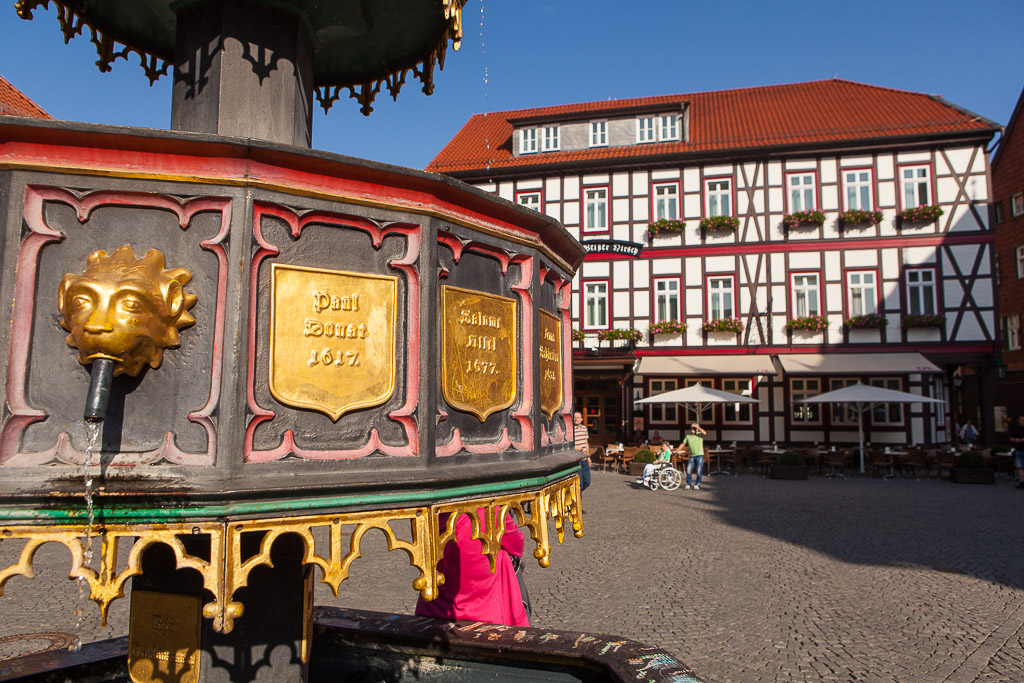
(636, 385, 761, 433)
(798, 383, 944, 473)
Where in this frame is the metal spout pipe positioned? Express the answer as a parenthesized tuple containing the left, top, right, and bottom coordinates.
(84, 358, 116, 422)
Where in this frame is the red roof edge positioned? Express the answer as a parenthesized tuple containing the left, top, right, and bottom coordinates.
(0, 76, 53, 120)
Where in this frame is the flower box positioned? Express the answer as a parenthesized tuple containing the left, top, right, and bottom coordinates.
(702, 318, 743, 334)
(597, 328, 643, 343)
(647, 218, 686, 238)
(844, 313, 888, 330)
(699, 216, 740, 233)
(571, 329, 586, 342)
(786, 315, 829, 333)
(649, 320, 686, 335)
(897, 205, 943, 224)
(902, 314, 945, 329)
(782, 210, 826, 230)
(838, 209, 883, 227)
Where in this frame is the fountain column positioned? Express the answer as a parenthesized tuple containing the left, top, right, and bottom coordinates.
(171, 0, 314, 147)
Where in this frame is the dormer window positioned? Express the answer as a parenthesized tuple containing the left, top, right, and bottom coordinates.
(589, 121, 607, 147)
(637, 116, 656, 144)
(659, 114, 679, 141)
(638, 113, 680, 143)
(542, 125, 560, 151)
(521, 128, 537, 154)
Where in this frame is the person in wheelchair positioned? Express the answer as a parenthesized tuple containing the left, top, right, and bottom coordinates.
(635, 442, 682, 491)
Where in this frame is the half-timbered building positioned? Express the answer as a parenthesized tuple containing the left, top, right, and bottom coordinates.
(428, 79, 1001, 447)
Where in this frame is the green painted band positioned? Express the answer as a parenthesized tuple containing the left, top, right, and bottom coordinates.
(0, 467, 580, 524)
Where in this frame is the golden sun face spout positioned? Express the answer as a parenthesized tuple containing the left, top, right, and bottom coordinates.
(58, 246, 197, 377)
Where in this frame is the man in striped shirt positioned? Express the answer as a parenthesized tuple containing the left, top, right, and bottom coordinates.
(573, 410, 591, 492)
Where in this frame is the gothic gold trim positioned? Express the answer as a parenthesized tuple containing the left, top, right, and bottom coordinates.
(0, 476, 581, 634)
(15, 0, 466, 115)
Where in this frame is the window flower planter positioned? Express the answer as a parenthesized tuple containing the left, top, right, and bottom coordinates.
(699, 216, 740, 233)
(649, 320, 686, 335)
(647, 218, 686, 238)
(782, 209, 826, 230)
(844, 313, 888, 329)
(897, 205, 943, 224)
(597, 328, 643, 343)
(702, 318, 743, 334)
(838, 209, 883, 227)
(571, 328, 586, 342)
(902, 314, 945, 329)
(786, 315, 829, 333)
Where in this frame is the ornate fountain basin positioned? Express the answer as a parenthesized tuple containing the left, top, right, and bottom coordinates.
(0, 116, 584, 634)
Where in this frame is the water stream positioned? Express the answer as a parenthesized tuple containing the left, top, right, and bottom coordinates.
(69, 422, 101, 651)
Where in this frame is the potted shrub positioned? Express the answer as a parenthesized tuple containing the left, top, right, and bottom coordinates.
(902, 313, 945, 329)
(844, 313, 888, 330)
(782, 209, 826, 230)
(786, 315, 829, 333)
(629, 448, 657, 477)
(647, 218, 685, 239)
(699, 215, 740, 234)
(649, 320, 686, 336)
(897, 204, 943, 224)
(951, 450, 995, 484)
(771, 450, 808, 480)
(702, 318, 744, 334)
(838, 208, 883, 228)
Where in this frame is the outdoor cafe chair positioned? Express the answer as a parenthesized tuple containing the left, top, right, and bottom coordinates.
(670, 444, 689, 470)
(620, 446, 639, 474)
(591, 445, 615, 472)
(804, 447, 825, 476)
(720, 448, 741, 474)
(935, 449, 956, 480)
(823, 448, 850, 478)
(754, 448, 776, 477)
(900, 447, 928, 479)
(867, 448, 894, 478)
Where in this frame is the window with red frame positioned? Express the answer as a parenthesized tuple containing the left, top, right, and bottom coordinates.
(582, 280, 609, 329)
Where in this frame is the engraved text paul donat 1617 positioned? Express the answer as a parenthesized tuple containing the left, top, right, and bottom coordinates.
(270, 264, 397, 421)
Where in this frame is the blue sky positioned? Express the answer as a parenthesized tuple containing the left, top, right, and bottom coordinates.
(2, 1, 1022, 169)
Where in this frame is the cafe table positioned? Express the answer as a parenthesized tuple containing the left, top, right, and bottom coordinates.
(705, 447, 735, 475)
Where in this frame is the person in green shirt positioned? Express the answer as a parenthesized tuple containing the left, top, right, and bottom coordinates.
(683, 423, 707, 490)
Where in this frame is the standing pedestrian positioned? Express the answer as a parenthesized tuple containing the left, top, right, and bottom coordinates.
(415, 507, 529, 626)
(1011, 416, 1024, 489)
(959, 419, 979, 446)
(683, 422, 707, 490)
(573, 410, 591, 492)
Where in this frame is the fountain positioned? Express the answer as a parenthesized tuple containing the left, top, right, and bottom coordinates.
(0, 2, 699, 681)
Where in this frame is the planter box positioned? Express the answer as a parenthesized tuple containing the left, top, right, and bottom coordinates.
(628, 461, 652, 477)
(771, 464, 808, 480)
(950, 468, 995, 484)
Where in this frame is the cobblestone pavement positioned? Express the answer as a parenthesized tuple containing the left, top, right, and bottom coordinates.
(2, 471, 1023, 681)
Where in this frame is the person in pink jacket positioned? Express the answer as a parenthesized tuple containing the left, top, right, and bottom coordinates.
(415, 507, 530, 626)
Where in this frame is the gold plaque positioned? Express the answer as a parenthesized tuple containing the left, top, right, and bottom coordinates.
(270, 264, 397, 421)
(128, 590, 201, 683)
(539, 310, 563, 419)
(441, 285, 517, 422)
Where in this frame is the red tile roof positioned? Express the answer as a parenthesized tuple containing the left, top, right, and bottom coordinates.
(427, 79, 996, 175)
(0, 76, 52, 120)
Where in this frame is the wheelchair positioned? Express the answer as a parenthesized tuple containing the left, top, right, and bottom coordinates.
(642, 461, 682, 491)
